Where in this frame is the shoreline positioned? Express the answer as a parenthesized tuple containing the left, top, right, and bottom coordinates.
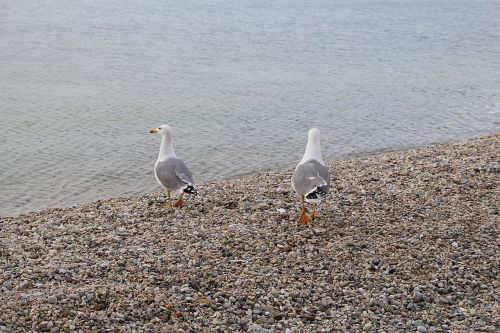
(1, 134, 498, 332)
(4, 132, 499, 219)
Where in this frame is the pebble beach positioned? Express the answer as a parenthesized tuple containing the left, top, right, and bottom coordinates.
(1, 134, 499, 332)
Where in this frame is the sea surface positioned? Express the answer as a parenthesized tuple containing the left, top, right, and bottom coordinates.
(1, 0, 499, 217)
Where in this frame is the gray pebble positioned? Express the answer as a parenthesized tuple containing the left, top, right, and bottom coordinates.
(68, 293, 79, 300)
(413, 292, 424, 303)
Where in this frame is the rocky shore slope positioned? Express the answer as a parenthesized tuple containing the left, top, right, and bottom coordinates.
(1, 135, 499, 332)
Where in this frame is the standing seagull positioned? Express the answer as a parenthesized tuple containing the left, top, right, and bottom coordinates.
(149, 124, 198, 208)
(291, 128, 331, 224)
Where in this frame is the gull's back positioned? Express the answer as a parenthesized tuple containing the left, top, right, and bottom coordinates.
(292, 159, 330, 197)
(154, 157, 194, 191)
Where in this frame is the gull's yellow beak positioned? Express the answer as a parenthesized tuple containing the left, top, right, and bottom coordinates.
(149, 128, 159, 134)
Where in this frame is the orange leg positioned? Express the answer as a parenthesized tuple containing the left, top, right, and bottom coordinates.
(298, 195, 312, 224)
(174, 192, 184, 208)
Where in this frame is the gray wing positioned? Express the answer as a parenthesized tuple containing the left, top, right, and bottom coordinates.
(291, 160, 330, 196)
(173, 158, 195, 185)
(154, 157, 194, 191)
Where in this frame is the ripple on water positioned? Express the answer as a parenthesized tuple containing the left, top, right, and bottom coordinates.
(1, 0, 500, 216)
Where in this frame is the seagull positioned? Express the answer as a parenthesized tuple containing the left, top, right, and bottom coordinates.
(291, 128, 331, 224)
(149, 124, 198, 208)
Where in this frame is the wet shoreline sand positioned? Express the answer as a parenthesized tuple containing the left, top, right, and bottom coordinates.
(1, 134, 498, 332)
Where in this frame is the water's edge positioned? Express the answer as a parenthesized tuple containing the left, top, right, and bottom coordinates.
(3, 132, 496, 219)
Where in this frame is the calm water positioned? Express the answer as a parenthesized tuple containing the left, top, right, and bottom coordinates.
(1, 0, 499, 217)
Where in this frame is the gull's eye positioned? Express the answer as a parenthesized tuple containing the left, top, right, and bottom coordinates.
(158, 127, 162, 130)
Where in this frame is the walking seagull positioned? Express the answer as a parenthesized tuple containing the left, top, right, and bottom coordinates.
(150, 124, 198, 208)
(291, 128, 331, 224)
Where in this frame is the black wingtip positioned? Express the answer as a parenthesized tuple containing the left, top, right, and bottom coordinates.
(306, 187, 327, 200)
(184, 185, 199, 197)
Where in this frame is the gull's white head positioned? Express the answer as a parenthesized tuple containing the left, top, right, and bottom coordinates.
(149, 124, 172, 137)
(308, 128, 321, 141)
(299, 127, 324, 164)
(150, 124, 176, 159)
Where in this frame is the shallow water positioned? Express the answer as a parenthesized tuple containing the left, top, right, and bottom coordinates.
(1, 0, 499, 216)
